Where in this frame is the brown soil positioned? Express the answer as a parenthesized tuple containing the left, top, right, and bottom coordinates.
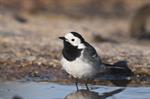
(0, 13, 149, 86)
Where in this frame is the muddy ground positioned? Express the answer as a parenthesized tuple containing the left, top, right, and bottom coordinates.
(0, 13, 149, 86)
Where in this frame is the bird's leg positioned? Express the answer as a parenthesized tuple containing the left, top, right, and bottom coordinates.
(75, 78, 79, 91)
(85, 79, 89, 91)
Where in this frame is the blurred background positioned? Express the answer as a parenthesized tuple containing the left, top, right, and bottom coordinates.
(0, 0, 149, 84)
(0, 0, 150, 38)
(0, 0, 149, 17)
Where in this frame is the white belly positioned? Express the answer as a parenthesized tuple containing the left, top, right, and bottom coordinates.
(61, 56, 98, 79)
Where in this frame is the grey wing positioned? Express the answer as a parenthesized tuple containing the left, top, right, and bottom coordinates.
(83, 43, 101, 64)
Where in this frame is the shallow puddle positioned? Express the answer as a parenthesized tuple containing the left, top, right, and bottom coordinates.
(0, 82, 150, 99)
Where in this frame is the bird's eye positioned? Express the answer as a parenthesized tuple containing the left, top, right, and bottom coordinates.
(71, 39, 75, 41)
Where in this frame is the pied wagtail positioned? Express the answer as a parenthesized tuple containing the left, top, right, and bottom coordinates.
(59, 32, 125, 90)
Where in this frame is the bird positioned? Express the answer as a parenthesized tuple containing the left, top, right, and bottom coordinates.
(59, 32, 105, 90)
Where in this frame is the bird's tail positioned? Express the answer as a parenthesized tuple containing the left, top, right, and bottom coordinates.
(103, 63, 126, 69)
(102, 61, 134, 75)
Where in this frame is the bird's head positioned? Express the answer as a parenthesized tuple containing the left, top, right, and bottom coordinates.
(59, 32, 86, 49)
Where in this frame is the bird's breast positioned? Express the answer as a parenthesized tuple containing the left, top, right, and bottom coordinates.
(61, 55, 98, 79)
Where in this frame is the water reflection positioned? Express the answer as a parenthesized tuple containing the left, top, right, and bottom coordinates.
(65, 88, 125, 99)
(12, 96, 23, 99)
(1, 82, 150, 99)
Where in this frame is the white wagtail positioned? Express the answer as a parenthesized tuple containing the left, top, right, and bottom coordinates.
(59, 32, 105, 90)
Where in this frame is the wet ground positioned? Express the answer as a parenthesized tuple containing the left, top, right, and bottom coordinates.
(0, 81, 150, 99)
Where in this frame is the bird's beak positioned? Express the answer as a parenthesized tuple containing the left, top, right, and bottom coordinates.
(59, 37, 66, 40)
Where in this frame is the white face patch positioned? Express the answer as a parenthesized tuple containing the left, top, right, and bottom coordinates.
(64, 33, 85, 49)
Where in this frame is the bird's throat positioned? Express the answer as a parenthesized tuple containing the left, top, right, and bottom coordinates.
(62, 41, 82, 61)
